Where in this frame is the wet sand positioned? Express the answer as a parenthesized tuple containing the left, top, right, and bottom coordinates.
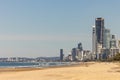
(0, 62, 120, 80)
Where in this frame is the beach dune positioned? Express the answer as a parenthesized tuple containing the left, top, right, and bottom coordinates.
(0, 62, 120, 80)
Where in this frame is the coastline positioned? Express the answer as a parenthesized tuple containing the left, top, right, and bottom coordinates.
(0, 62, 93, 73)
(0, 62, 120, 80)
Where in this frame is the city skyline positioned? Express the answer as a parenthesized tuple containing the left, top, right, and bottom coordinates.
(0, 0, 120, 57)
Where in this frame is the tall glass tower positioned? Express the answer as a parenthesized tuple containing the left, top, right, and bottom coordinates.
(95, 17, 105, 59)
(60, 49, 64, 61)
(103, 29, 111, 49)
(95, 18, 105, 45)
(78, 43, 83, 51)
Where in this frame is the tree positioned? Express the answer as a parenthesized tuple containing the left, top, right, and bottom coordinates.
(113, 53, 120, 61)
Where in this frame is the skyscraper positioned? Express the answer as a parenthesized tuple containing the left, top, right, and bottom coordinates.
(78, 43, 83, 51)
(110, 35, 117, 48)
(95, 18, 104, 45)
(92, 26, 97, 60)
(95, 17, 105, 59)
(60, 49, 64, 61)
(72, 48, 77, 61)
(109, 35, 119, 58)
(92, 17, 119, 60)
(100, 29, 111, 60)
(103, 29, 111, 49)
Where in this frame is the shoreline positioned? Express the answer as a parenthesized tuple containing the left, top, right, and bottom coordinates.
(0, 62, 120, 80)
(0, 62, 94, 73)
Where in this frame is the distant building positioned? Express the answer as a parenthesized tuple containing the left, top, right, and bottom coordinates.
(109, 48, 119, 58)
(99, 29, 111, 60)
(83, 50, 92, 61)
(101, 48, 110, 60)
(109, 35, 119, 58)
(95, 17, 104, 45)
(78, 43, 83, 51)
(71, 48, 77, 61)
(118, 40, 120, 48)
(71, 43, 90, 61)
(65, 54, 72, 61)
(118, 40, 120, 53)
(95, 17, 105, 60)
(92, 26, 97, 60)
(110, 35, 117, 48)
(96, 43, 102, 60)
(91, 17, 120, 60)
(103, 29, 111, 49)
(60, 49, 64, 61)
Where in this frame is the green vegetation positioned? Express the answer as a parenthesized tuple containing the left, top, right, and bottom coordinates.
(113, 53, 120, 61)
(103, 53, 120, 62)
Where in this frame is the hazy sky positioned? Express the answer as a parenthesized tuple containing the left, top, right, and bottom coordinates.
(0, 0, 120, 57)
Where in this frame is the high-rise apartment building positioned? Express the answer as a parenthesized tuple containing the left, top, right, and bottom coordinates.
(109, 35, 119, 58)
(95, 18, 105, 45)
(103, 29, 111, 49)
(60, 49, 64, 61)
(110, 35, 117, 48)
(71, 48, 77, 61)
(71, 43, 84, 61)
(92, 17, 119, 60)
(95, 17, 105, 59)
(78, 43, 83, 51)
(92, 26, 97, 60)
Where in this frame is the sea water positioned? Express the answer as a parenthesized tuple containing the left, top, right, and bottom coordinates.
(0, 62, 73, 68)
(0, 62, 39, 68)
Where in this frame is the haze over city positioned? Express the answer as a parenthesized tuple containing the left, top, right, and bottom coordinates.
(0, 0, 120, 57)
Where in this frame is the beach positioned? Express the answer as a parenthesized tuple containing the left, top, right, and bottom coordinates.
(0, 62, 120, 80)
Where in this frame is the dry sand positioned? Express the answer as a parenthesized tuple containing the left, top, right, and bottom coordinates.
(0, 62, 120, 80)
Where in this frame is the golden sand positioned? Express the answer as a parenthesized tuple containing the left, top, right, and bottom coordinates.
(0, 62, 120, 80)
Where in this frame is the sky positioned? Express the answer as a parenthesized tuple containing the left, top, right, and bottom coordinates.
(0, 0, 120, 57)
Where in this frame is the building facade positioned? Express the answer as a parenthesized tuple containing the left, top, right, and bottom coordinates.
(95, 17, 105, 59)
(92, 26, 97, 60)
(103, 29, 111, 49)
(95, 18, 105, 45)
(60, 49, 64, 61)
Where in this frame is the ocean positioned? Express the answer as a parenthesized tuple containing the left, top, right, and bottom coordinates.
(0, 62, 73, 68)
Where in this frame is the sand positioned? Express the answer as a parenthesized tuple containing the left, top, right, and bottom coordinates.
(0, 62, 120, 80)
